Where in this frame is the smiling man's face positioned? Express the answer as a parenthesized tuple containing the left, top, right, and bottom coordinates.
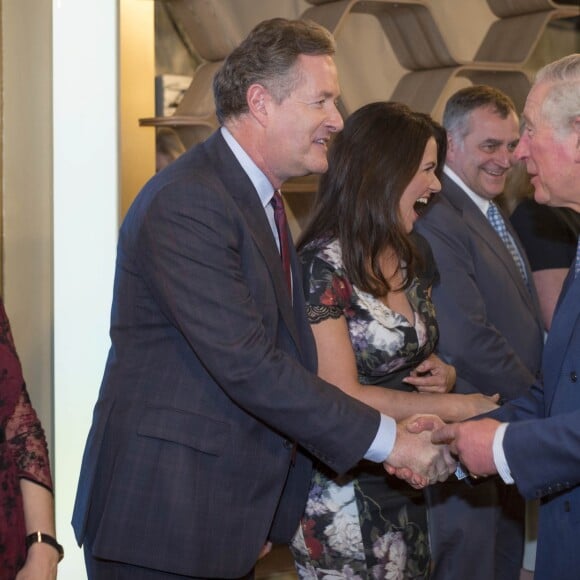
(261, 54, 344, 186)
(447, 105, 520, 200)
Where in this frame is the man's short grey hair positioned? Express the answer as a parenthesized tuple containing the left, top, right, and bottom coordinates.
(213, 18, 336, 125)
(534, 53, 580, 138)
(442, 85, 517, 144)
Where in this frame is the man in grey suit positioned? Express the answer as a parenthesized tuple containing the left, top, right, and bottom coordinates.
(415, 85, 545, 580)
(429, 53, 580, 580)
(72, 18, 454, 579)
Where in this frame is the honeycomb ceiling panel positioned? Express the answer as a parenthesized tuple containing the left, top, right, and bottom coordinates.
(149, 0, 578, 150)
(486, 0, 579, 18)
(332, 11, 404, 114)
(475, 11, 559, 64)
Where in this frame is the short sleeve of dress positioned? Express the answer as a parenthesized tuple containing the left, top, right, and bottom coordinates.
(5, 384, 53, 491)
(300, 241, 354, 324)
(0, 297, 53, 492)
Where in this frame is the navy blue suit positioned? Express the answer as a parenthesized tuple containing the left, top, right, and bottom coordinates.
(490, 267, 580, 580)
(72, 130, 380, 577)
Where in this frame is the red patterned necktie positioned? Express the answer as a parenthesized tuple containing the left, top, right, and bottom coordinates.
(272, 190, 297, 462)
(271, 190, 292, 295)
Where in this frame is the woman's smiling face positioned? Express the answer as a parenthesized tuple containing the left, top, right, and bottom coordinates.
(399, 137, 441, 233)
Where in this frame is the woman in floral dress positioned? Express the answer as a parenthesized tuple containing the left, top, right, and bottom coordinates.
(290, 102, 499, 579)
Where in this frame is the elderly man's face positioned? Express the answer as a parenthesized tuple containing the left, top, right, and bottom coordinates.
(515, 82, 580, 212)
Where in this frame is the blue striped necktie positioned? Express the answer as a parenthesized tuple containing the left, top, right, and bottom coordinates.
(487, 201, 528, 284)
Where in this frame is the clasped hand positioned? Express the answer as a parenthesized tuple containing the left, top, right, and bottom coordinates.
(430, 417, 501, 478)
(386, 416, 501, 486)
(384, 414, 457, 489)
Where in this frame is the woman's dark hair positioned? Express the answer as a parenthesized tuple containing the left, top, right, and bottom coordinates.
(416, 111, 447, 181)
(298, 101, 446, 296)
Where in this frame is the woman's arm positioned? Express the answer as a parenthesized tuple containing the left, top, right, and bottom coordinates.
(5, 384, 60, 579)
(312, 316, 498, 422)
(16, 479, 59, 580)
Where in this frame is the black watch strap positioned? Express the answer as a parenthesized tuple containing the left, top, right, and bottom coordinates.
(25, 531, 64, 562)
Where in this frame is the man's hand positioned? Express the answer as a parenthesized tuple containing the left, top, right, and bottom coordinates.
(431, 418, 501, 478)
(384, 414, 457, 489)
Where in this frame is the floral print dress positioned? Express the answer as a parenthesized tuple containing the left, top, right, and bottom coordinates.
(291, 235, 439, 580)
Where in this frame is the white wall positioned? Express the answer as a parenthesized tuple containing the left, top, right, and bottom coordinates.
(52, 1, 118, 578)
(3, 0, 53, 455)
(3, 2, 147, 577)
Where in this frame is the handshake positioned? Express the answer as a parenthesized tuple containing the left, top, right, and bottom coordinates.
(383, 415, 501, 489)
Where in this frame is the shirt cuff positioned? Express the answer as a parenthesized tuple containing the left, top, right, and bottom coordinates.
(493, 422, 514, 484)
(363, 414, 396, 462)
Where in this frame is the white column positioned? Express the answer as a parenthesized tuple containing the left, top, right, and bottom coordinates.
(53, 1, 118, 578)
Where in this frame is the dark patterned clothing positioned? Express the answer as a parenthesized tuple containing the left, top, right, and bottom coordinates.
(291, 235, 438, 579)
(0, 299, 53, 578)
(510, 198, 580, 272)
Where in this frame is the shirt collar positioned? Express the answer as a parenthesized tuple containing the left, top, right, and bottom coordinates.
(444, 165, 491, 215)
(221, 126, 275, 209)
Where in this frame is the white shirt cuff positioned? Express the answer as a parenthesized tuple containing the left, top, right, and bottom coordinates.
(493, 422, 514, 484)
(364, 414, 396, 462)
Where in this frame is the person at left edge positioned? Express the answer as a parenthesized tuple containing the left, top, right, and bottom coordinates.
(72, 17, 456, 580)
(0, 297, 62, 580)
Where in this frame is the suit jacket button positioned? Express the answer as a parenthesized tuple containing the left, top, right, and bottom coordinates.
(571, 371, 577, 383)
(283, 439, 293, 449)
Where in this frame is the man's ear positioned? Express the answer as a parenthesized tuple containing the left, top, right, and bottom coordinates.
(247, 83, 269, 125)
(573, 116, 580, 163)
(446, 134, 456, 164)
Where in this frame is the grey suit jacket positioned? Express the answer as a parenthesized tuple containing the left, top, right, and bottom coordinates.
(72, 130, 380, 577)
(415, 174, 544, 400)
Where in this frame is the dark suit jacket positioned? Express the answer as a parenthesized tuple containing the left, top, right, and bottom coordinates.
(489, 269, 580, 579)
(72, 130, 379, 577)
(415, 174, 544, 400)
(415, 175, 544, 580)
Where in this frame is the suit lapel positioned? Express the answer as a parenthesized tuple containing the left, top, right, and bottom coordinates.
(203, 132, 304, 354)
(443, 177, 541, 319)
(544, 270, 580, 408)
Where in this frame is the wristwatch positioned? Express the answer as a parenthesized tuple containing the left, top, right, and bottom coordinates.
(25, 531, 64, 562)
